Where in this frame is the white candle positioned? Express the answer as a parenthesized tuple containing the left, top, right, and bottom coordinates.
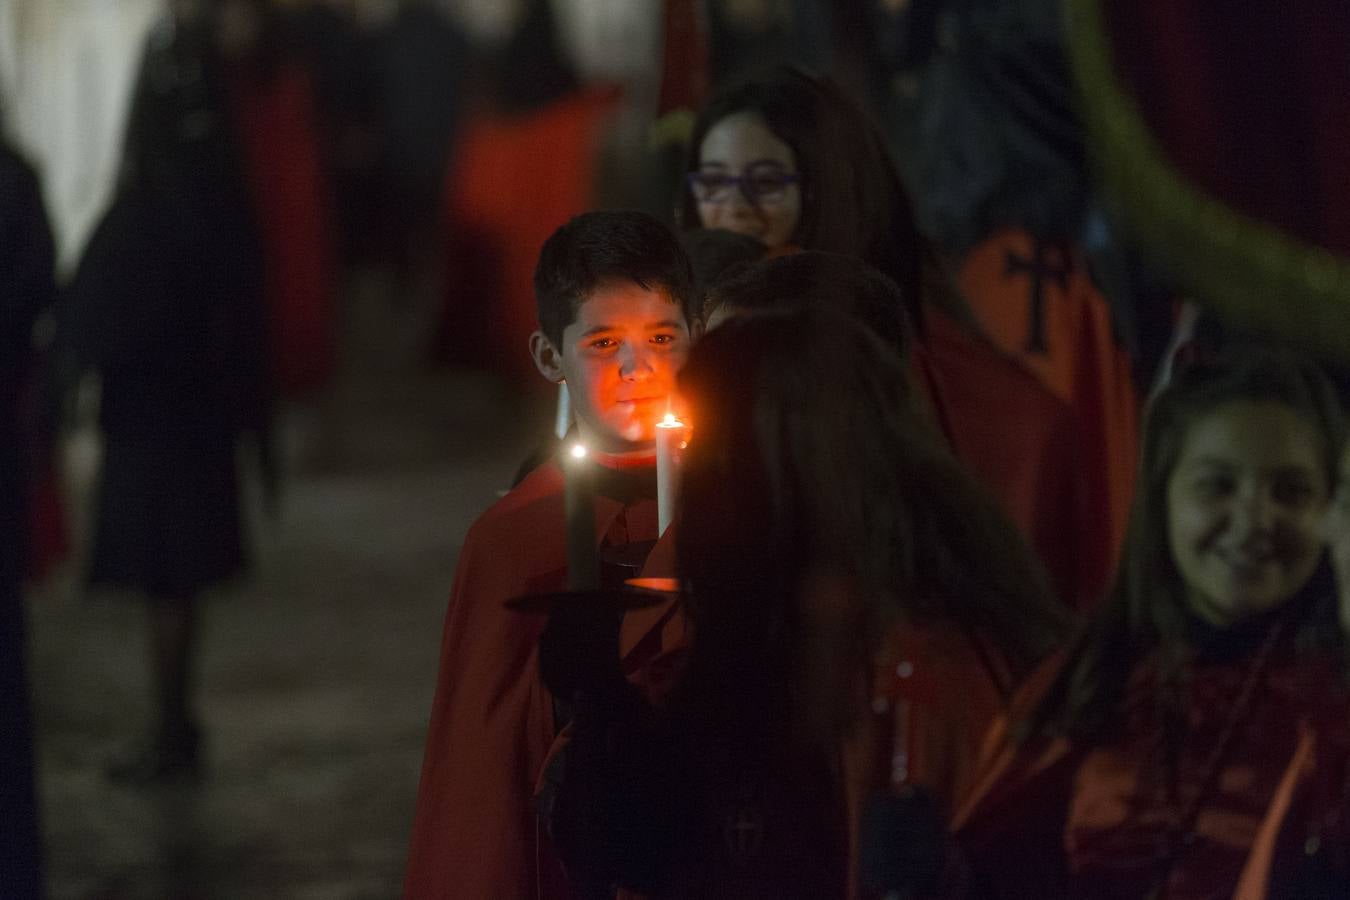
(563, 442, 599, 590)
(655, 413, 686, 535)
(554, 382, 572, 440)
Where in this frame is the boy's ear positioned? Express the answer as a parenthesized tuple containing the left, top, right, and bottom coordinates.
(530, 331, 565, 382)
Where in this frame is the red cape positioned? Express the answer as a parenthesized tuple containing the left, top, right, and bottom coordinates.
(952, 650, 1350, 898)
(913, 309, 1108, 608)
(404, 460, 676, 899)
(439, 89, 620, 381)
(957, 229, 1139, 602)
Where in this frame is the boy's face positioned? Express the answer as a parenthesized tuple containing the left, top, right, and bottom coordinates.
(541, 281, 691, 452)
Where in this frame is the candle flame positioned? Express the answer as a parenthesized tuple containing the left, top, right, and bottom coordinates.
(662, 412, 677, 426)
(569, 444, 587, 459)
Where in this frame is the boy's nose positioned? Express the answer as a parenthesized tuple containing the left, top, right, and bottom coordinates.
(620, 344, 656, 380)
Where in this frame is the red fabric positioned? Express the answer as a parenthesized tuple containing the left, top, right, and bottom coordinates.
(657, 0, 710, 115)
(956, 230, 1138, 603)
(954, 643, 1350, 898)
(911, 308, 1104, 608)
(405, 460, 675, 900)
(440, 89, 620, 382)
(605, 616, 1012, 900)
(1103, 3, 1350, 258)
(230, 64, 336, 397)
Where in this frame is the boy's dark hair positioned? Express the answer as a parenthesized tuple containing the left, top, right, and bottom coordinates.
(708, 251, 913, 359)
(534, 210, 697, 348)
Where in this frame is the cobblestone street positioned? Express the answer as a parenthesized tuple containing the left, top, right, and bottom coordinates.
(28, 358, 551, 899)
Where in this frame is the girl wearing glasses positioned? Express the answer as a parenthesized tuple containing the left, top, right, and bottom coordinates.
(680, 66, 1111, 611)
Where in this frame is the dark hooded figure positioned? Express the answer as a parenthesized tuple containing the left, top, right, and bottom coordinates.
(0, 120, 57, 899)
(64, 2, 270, 783)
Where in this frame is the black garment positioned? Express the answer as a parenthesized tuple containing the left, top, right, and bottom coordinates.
(66, 17, 268, 597)
(0, 138, 55, 899)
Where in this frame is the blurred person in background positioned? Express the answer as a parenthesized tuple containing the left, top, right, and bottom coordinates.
(432, 0, 622, 381)
(218, 0, 336, 472)
(64, 0, 271, 783)
(1, 111, 56, 900)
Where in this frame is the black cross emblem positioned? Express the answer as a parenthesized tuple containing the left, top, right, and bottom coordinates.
(1004, 240, 1073, 355)
(723, 801, 765, 860)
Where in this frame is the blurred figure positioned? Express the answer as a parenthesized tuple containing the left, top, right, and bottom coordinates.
(542, 308, 1067, 897)
(370, 0, 468, 304)
(1, 123, 56, 900)
(64, 0, 270, 783)
(680, 65, 1105, 608)
(955, 347, 1350, 897)
(433, 0, 620, 381)
(220, 0, 336, 405)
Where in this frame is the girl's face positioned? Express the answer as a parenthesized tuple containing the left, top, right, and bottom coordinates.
(693, 112, 802, 249)
(1166, 401, 1330, 627)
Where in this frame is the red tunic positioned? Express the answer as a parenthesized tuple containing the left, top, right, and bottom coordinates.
(404, 460, 678, 900)
(957, 229, 1139, 600)
(954, 636, 1350, 898)
(912, 308, 1103, 607)
(439, 89, 620, 382)
(586, 579, 1014, 900)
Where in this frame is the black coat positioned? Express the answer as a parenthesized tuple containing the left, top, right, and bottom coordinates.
(0, 136, 55, 899)
(65, 20, 271, 595)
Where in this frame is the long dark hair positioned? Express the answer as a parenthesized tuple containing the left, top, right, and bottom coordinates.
(1045, 346, 1346, 741)
(675, 308, 1067, 726)
(678, 65, 965, 330)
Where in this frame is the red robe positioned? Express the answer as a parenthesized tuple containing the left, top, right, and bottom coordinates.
(952, 637, 1350, 898)
(590, 616, 1014, 900)
(439, 89, 620, 382)
(912, 309, 1101, 607)
(957, 229, 1139, 600)
(404, 459, 678, 900)
(230, 63, 336, 398)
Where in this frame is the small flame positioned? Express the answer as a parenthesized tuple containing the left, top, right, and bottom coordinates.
(662, 412, 678, 427)
(569, 444, 587, 459)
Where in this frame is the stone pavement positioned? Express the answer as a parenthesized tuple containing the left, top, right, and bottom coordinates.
(27, 368, 552, 900)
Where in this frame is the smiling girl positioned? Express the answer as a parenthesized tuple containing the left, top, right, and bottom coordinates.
(955, 346, 1350, 898)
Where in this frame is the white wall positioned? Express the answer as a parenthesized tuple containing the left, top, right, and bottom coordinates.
(0, 0, 165, 276)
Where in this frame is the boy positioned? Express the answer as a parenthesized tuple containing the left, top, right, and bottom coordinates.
(404, 211, 696, 899)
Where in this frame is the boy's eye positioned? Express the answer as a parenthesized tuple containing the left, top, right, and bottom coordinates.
(589, 337, 616, 350)
(651, 333, 675, 345)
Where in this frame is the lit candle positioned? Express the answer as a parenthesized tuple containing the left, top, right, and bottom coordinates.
(655, 412, 687, 535)
(563, 442, 599, 590)
(554, 382, 572, 440)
